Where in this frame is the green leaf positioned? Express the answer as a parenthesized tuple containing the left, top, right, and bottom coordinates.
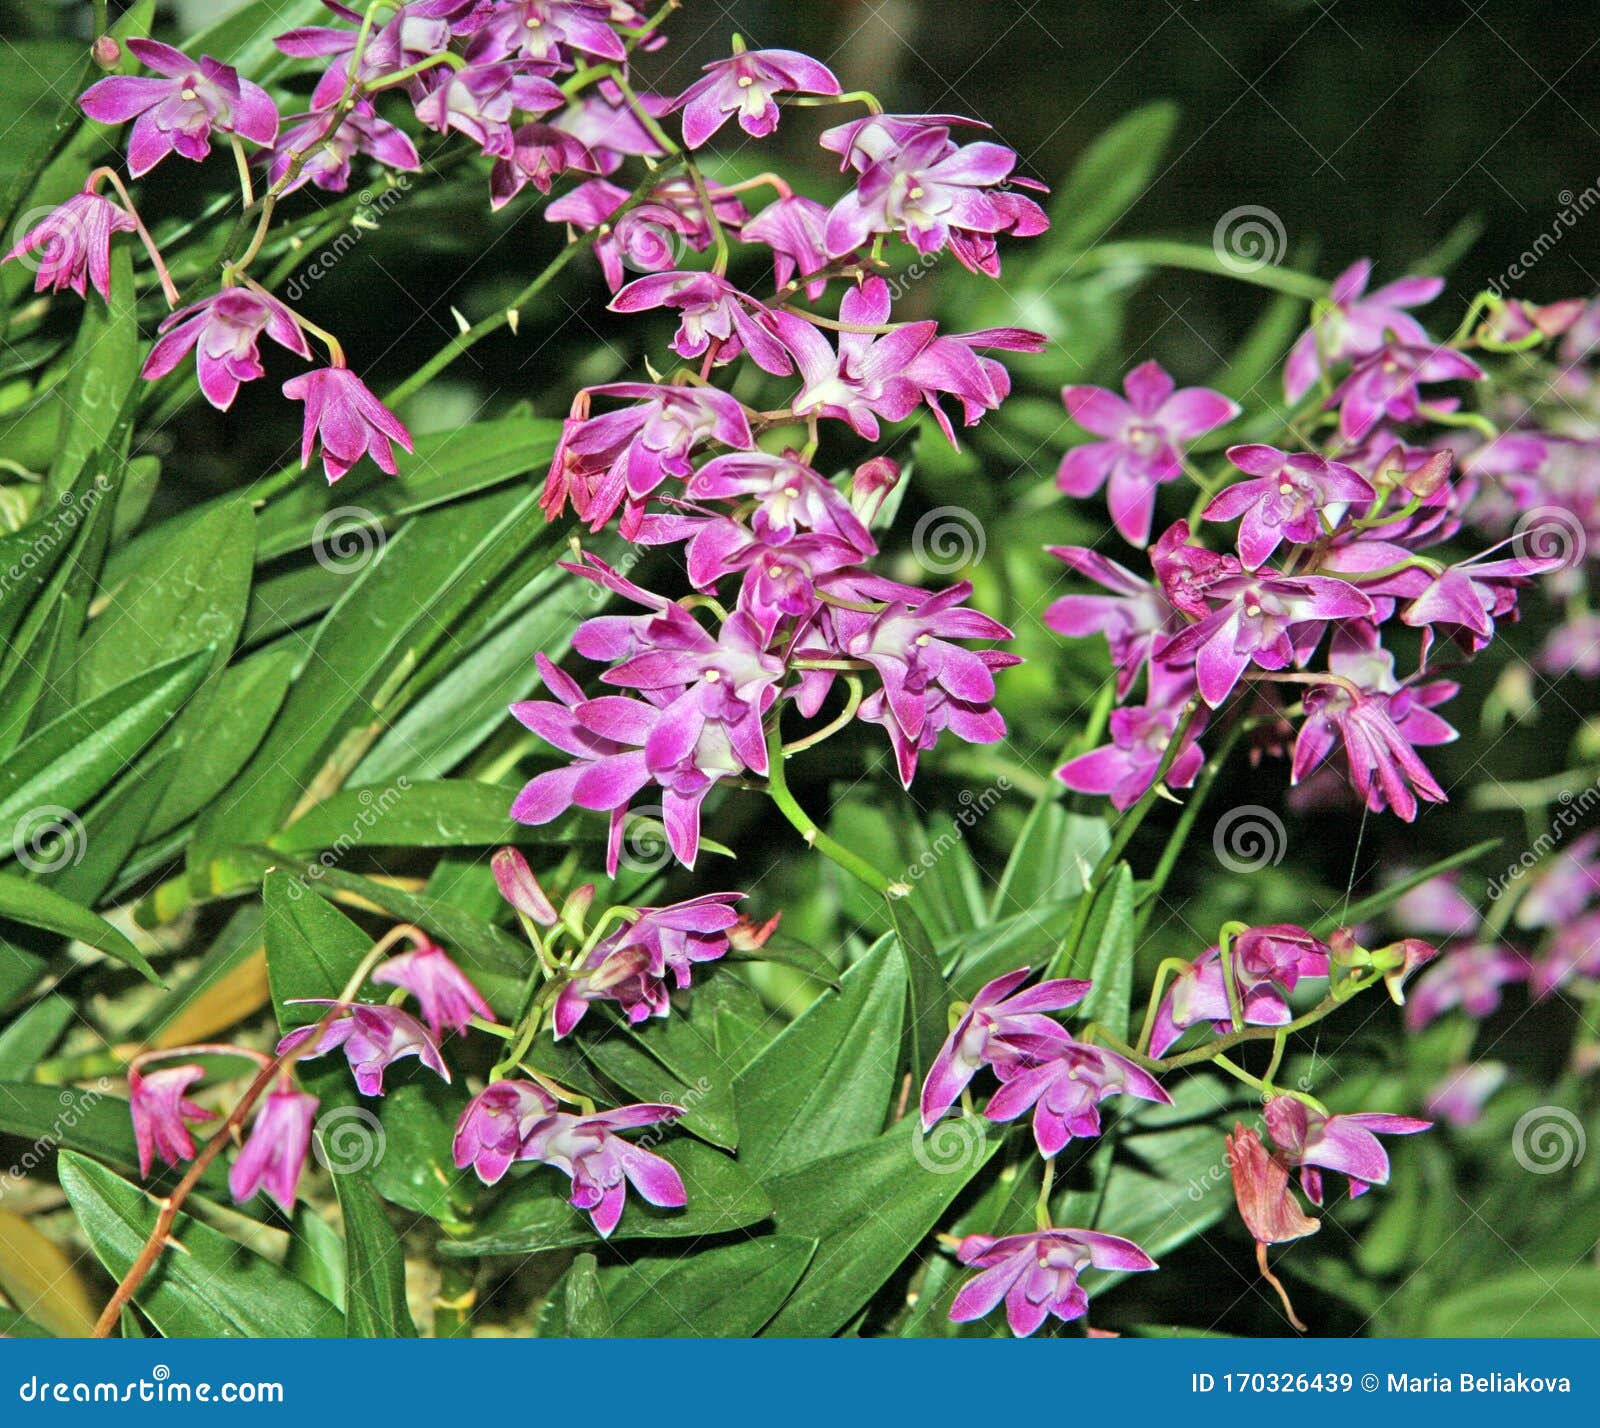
(333, 1171, 417, 1338)
(889, 903, 947, 1082)
(1059, 864, 1136, 1038)
(1312, 838, 1499, 937)
(0, 996, 73, 1079)
(77, 499, 254, 700)
(733, 935, 905, 1178)
(369, 1081, 471, 1224)
(0, 650, 211, 859)
(760, 1118, 1002, 1337)
(558, 1253, 612, 1337)
(270, 780, 551, 853)
(581, 1014, 740, 1151)
(58, 1153, 344, 1338)
(1420, 1266, 1600, 1337)
(262, 870, 372, 1030)
(1051, 101, 1181, 248)
(601, 1237, 816, 1337)
(441, 1140, 770, 1257)
(988, 801, 1106, 917)
(947, 897, 1079, 997)
(0, 873, 158, 983)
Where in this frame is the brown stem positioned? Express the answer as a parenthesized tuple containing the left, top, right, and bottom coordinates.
(1256, 1240, 1307, 1332)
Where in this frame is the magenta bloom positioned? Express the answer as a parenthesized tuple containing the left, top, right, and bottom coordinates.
(492, 847, 559, 926)
(742, 195, 832, 300)
(610, 271, 791, 375)
(687, 451, 875, 553)
(1044, 546, 1174, 698)
(1404, 943, 1528, 1029)
(983, 1029, 1171, 1156)
(1148, 925, 1331, 1058)
(1058, 683, 1206, 811)
(229, 1087, 317, 1212)
(519, 1104, 687, 1236)
(552, 893, 745, 1036)
(1426, 1063, 1506, 1127)
(142, 288, 310, 411)
(1285, 260, 1442, 402)
(452, 1081, 558, 1186)
(919, 967, 1091, 1129)
(279, 1001, 450, 1096)
(490, 122, 601, 207)
(3, 190, 137, 302)
(1263, 1096, 1430, 1205)
(671, 47, 840, 148)
(1058, 362, 1240, 545)
(1516, 833, 1600, 930)
(1202, 445, 1375, 567)
(268, 100, 419, 194)
(457, 0, 628, 66)
(1531, 912, 1600, 999)
(372, 940, 492, 1039)
(79, 38, 278, 177)
(128, 1065, 215, 1178)
(1328, 340, 1484, 443)
(412, 61, 563, 157)
(282, 367, 413, 483)
(951, 1228, 1155, 1337)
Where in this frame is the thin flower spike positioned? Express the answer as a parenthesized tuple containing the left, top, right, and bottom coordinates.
(518, 1104, 687, 1236)
(228, 1087, 318, 1212)
(1263, 1096, 1431, 1205)
(950, 1228, 1155, 1337)
(128, 1065, 216, 1178)
(372, 939, 492, 1039)
(453, 1081, 559, 1186)
(79, 38, 278, 177)
(671, 46, 840, 148)
(278, 1001, 450, 1096)
(1058, 361, 1240, 545)
(3, 190, 137, 302)
(142, 288, 311, 411)
(282, 367, 413, 482)
(919, 967, 1092, 1129)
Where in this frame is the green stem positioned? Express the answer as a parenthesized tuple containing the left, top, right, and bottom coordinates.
(1057, 241, 1327, 300)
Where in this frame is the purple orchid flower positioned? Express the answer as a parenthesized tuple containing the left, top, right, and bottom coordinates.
(1531, 911, 1600, 999)
(819, 113, 990, 171)
(1202, 445, 1376, 567)
(456, 0, 628, 66)
(453, 1080, 558, 1186)
(742, 195, 833, 299)
(282, 367, 413, 483)
(1147, 925, 1331, 1058)
(142, 288, 311, 411)
(1515, 832, 1600, 930)
(412, 61, 564, 157)
(983, 1029, 1172, 1156)
(686, 451, 876, 553)
(490, 122, 602, 207)
(129, 1065, 216, 1178)
(1263, 1096, 1431, 1204)
(1400, 536, 1562, 653)
(519, 1104, 687, 1236)
(3, 190, 138, 302)
(1044, 546, 1175, 698)
(1284, 259, 1443, 402)
(276, 2, 470, 108)
(372, 940, 492, 1039)
(229, 1087, 317, 1212)
(510, 653, 655, 873)
(1059, 361, 1240, 545)
(857, 647, 1019, 785)
(80, 38, 278, 177)
(1426, 1062, 1507, 1127)
(542, 381, 753, 531)
(919, 967, 1091, 1129)
(824, 128, 1048, 273)
(268, 100, 420, 194)
(1539, 614, 1600, 677)
(951, 1227, 1155, 1337)
(1390, 872, 1481, 939)
(1328, 340, 1484, 443)
(552, 892, 745, 1036)
(610, 271, 792, 375)
(1404, 942, 1529, 1029)
(1058, 678, 1206, 810)
(279, 1001, 450, 1096)
(549, 92, 669, 173)
(547, 175, 745, 290)
(672, 45, 840, 148)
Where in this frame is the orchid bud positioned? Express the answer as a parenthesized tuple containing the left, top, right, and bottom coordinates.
(92, 35, 121, 69)
(1401, 448, 1453, 498)
(492, 847, 558, 927)
(560, 883, 596, 936)
(1375, 936, 1440, 1004)
(850, 455, 900, 522)
(729, 910, 781, 952)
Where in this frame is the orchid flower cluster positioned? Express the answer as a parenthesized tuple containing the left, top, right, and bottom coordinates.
(1390, 835, 1600, 1127)
(1049, 263, 1581, 824)
(917, 914, 1440, 1334)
